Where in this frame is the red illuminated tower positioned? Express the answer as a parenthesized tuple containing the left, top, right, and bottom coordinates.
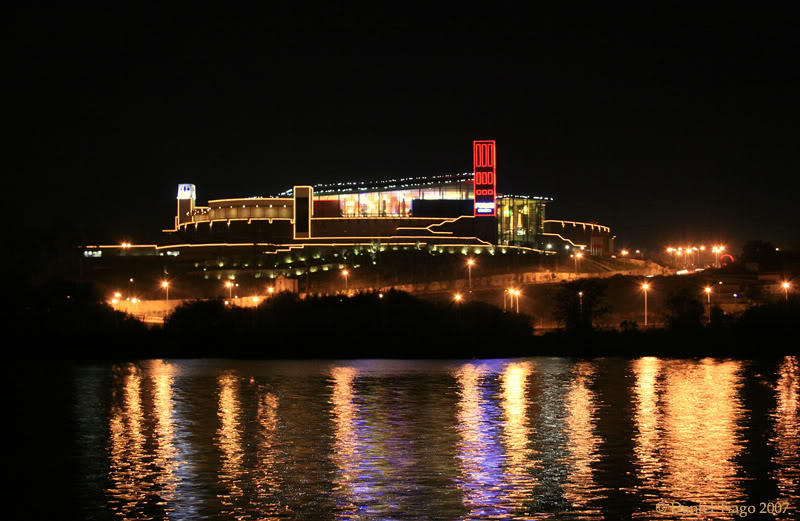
(473, 140, 496, 216)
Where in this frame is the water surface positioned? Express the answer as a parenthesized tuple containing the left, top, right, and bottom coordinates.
(71, 357, 799, 520)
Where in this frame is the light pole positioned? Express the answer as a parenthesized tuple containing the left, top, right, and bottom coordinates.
(225, 280, 233, 299)
(454, 293, 463, 304)
(642, 282, 650, 327)
(504, 288, 509, 312)
(783, 281, 791, 302)
(342, 269, 349, 293)
(512, 289, 520, 314)
(574, 251, 583, 274)
(578, 291, 583, 315)
(161, 280, 170, 301)
(467, 259, 475, 297)
(704, 286, 712, 318)
(128, 278, 134, 298)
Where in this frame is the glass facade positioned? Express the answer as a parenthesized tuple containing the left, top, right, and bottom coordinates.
(314, 181, 473, 217)
(497, 196, 546, 246)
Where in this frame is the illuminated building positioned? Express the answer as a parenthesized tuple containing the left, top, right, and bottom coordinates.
(81, 141, 613, 296)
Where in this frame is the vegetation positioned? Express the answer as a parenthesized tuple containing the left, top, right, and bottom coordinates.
(552, 279, 610, 333)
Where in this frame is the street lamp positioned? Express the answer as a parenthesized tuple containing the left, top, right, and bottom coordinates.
(128, 278, 134, 297)
(161, 280, 170, 301)
(466, 258, 475, 296)
(225, 280, 233, 299)
(783, 281, 791, 302)
(574, 251, 583, 274)
(704, 286, 712, 317)
(342, 269, 349, 292)
(454, 293, 463, 303)
(641, 282, 650, 327)
(267, 286, 275, 296)
(578, 291, 584, 314)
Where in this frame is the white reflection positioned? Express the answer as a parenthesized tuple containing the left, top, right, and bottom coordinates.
(454, 363, 508, 518)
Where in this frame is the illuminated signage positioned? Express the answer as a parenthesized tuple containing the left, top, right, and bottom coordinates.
(473, 140, 496, 216)
(177, 184, 196, 200)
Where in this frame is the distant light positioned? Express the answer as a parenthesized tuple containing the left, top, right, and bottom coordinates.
(783, 282, 791, 289)
(642, 283, 650, 291)
(161, 281, 169, 288)
(454, 293, 463, 302)
(704, 287, 712, 294)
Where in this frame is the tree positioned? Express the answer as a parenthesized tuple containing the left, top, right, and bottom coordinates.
(553, 279, 609, 332)
(663, 286, 705, 331)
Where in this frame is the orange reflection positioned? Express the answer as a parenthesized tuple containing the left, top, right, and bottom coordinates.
(329, 366, 359, 517)
(632, 357, 661, 492)
(107, 364, 149, 519)
(150, 360, 180, 506)
(216, 372, 244, 517)
(562, 361, 603, 517)
(501, 360, 537, 509)
(771, 356, 799, 501)
(253, 382, 283, 518)
(662, 359, 745, 505)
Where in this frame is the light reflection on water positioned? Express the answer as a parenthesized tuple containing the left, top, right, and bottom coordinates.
(73, 357, 800, 520)
(771, 356, 799, 503)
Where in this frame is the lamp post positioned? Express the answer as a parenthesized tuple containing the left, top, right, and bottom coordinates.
(574, 251, 583, 274)
(225, 280, 233, 299)
(578, 291, 583, 315)
(504, 288, 509, 312)
(128, 278, 134, 298)
(642, 282, 650, 327)
(342, 269, 349, 293)
(783, 281, 791, 302)
(466, 259, 475, 297)
(454, 293, 463, 304)
(161, 280, 170, 301)
(704, 286, 712, 317)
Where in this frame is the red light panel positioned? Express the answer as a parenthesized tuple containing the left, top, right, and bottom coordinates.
(473, 140, 496, 217)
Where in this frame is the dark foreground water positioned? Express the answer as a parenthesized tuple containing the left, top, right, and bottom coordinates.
(68, 357, 799, 520)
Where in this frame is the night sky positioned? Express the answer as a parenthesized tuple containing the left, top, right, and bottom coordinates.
(12, 5, 799, 252)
